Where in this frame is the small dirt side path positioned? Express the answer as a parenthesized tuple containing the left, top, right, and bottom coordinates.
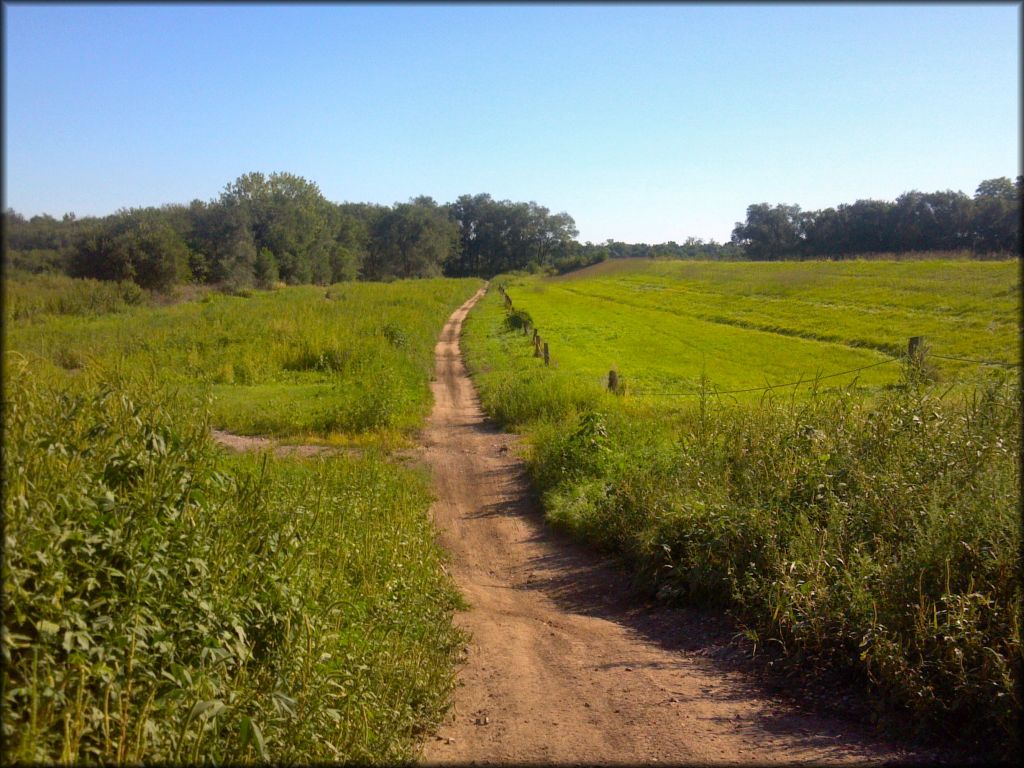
(210, 430, 348, 459)
(419, 287, 924, 765)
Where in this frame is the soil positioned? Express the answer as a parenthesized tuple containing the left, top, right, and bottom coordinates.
(417, 287, 937, 765)
(210, 429, 343, 459)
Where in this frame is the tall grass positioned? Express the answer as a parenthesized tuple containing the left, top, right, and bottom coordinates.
(3, 274, 482, 763)
(6, 276, 482, 442)
(3, 271, 146, 322)
(463, 283, 1021, 759)
(2, 359, 464, 763)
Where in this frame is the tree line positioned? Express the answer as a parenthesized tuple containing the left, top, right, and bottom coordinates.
(4, 173, 1019, 291)
(2, 173, 584, 291)
(731, 176, 1022, 260)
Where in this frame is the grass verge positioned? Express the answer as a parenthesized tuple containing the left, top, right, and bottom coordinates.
(463, 281, 1021, 760)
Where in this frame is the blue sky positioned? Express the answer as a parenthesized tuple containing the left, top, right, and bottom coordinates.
(3, 3, 1019, 244)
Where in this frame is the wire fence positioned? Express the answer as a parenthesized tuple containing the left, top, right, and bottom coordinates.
(629, 358, 901, 397)
(928, 353, 1022, 368)
(495, 284, 1021, 398)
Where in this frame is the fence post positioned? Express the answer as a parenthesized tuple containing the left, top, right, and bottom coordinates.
(907, 335, 933, 382)
(543, 342, 550, 366)
(534, 335, 542, 358)
(908, 336, 926, 363)
(608, 369, 618, 393)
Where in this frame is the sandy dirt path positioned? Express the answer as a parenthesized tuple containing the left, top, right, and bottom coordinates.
(419, 287, 923, 765)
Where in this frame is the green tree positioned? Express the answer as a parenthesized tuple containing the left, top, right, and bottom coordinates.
(893, 190, 973, 252)
(975, 177, 1017, 201)
(219, 172, 337, 284)
(188, 199, 257, 288)
(731, 203, 804, 260)
(445, 194, 578, 277)
(364, 197, 459, 280)
(327, 244, 360, 282)
(972, 177, 1020, 253)
(253, 247, 279, 288)
(69, 208, 190, 291)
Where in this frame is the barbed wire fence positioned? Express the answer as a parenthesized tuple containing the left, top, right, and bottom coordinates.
(495, 284, 1021, 398)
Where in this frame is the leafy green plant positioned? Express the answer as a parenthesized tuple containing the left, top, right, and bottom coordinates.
(3, 272, 146, 322)
(2, 360, 465, 763)
(2, 275, 482, 763)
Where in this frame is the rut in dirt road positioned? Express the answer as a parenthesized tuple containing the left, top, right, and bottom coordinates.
(419, 286, 924, 765)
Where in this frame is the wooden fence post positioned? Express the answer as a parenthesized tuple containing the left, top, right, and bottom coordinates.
(907, 335, 933, 382)
(908, 336, 926, 363)
(608, 369, 618, 393)
(534, 335, 542, 358)
(543, 342, 550, 366)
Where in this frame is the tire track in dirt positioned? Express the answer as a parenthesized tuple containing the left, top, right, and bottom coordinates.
(418, 287, 927, 765)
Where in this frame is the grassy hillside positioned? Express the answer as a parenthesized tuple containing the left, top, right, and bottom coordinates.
(2, 276, 481, 763)
(502, 259, 1018, 398)
(462, 260, 1020, 759)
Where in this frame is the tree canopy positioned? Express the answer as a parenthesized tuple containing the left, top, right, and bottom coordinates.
(4, 172, 1018, 291)
(446, 194, 579, 277)
(731, 177, 1021, 260)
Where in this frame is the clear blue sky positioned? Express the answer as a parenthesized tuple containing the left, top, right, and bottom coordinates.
(3, 2, 1019, 244)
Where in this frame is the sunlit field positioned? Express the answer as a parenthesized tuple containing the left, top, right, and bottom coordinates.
(5, 276, 481, 444)
(2, 276, 481, 763)
(462, 259, 1020, 758)
(500, 259, 1018, 399)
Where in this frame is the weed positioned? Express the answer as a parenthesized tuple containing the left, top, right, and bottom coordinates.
(463, 267, 1021, 760)
(2, 275, 481, 763)
(7, 277, 481, 442)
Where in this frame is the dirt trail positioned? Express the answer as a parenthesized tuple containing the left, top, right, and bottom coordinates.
(210, 429, 348, 459)
(419, 287, 923, 765)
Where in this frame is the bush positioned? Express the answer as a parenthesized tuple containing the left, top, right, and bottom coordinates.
(4, 273, 146, 321)
(2, 362, 463, 763)
(504, 308, 533, 332)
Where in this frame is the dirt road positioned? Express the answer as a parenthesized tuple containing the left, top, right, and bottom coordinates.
(419, 287, 920, 765)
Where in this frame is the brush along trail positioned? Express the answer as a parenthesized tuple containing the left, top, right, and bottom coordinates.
(419, 287, 923, 765)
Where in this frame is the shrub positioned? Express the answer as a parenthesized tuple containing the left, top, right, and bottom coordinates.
(2, 361, 464, 763)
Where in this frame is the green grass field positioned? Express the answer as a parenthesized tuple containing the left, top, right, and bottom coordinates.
(2, 275, 481, 763)
(501, 259, 1019, 398)
(462, 259, 1020, 759)
(6, 277, 481, 444)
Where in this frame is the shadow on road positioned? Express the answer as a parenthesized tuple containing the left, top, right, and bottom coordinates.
(464, 418, 958, 766)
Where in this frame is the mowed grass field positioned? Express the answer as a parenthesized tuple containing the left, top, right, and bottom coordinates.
(462, 258, 1020, 759)
(3, 275, 481, 763)
(502, 259, 1019, 397)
